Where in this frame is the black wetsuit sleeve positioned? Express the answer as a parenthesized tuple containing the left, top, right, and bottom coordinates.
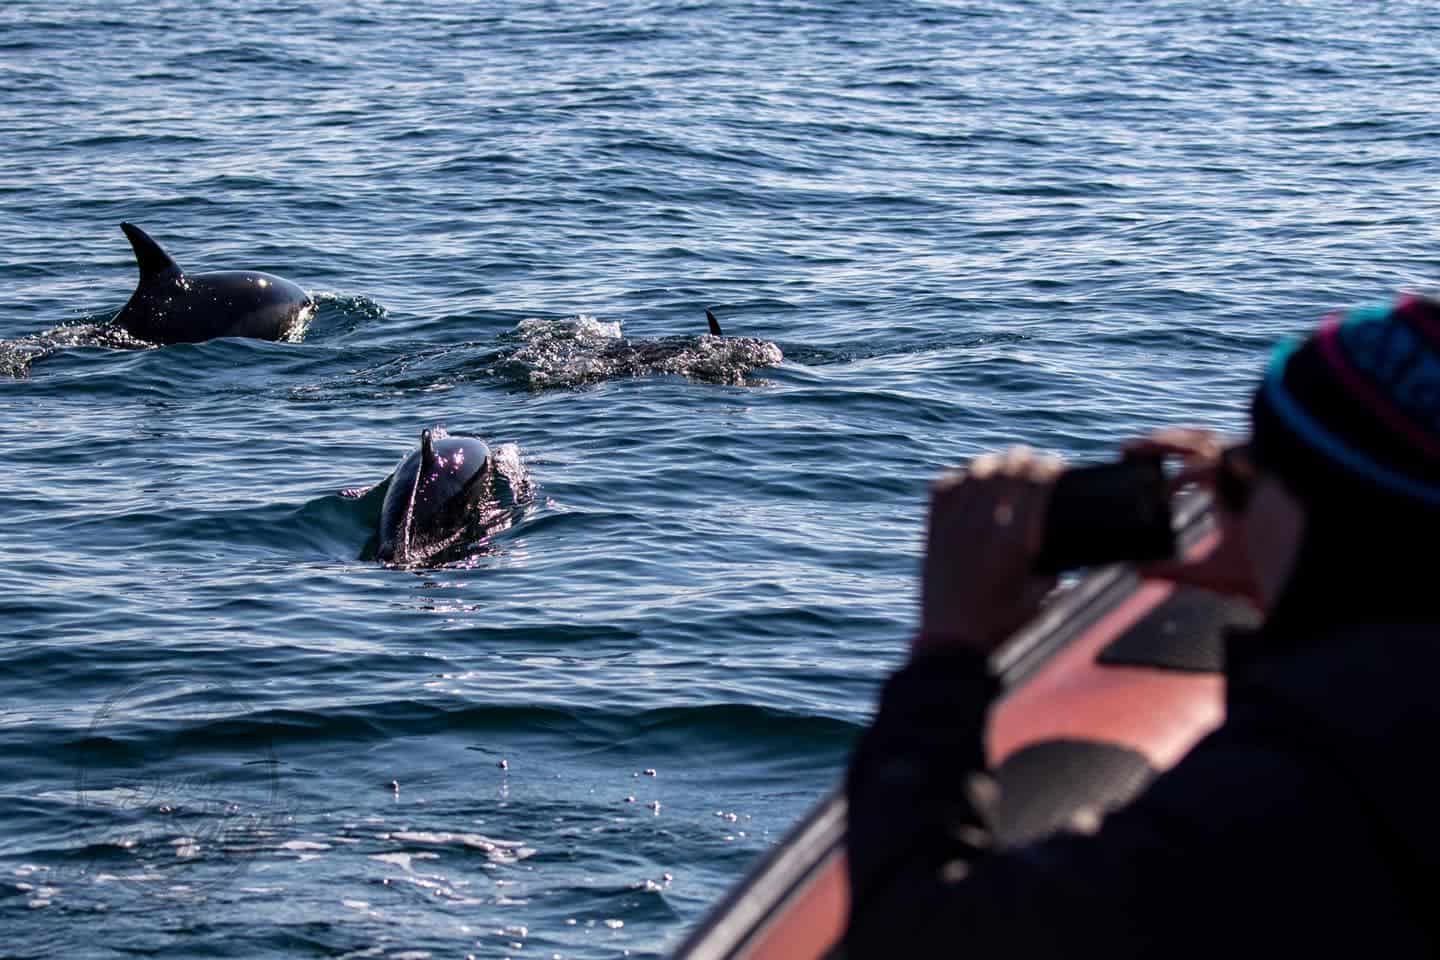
(843, 654, 1410, 957)
(844, 651, 1001, 950)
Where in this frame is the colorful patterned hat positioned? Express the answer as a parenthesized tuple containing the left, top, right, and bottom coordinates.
(1251, 294, 1440, 510)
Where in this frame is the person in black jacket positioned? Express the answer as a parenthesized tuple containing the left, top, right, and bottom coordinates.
(845, 294, 1440, 957)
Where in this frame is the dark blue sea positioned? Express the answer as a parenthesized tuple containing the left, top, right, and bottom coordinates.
(3, 1, 1437, 956)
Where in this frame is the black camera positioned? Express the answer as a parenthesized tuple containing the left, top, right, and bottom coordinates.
(1034, 455, 1176, 574)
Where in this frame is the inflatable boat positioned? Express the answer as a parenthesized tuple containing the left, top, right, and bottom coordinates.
(673, 496, 1255, 959)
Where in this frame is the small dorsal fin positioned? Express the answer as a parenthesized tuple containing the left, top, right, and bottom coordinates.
(706, 309, 723, 337)
(420, 428, 436, 470)
(121, 222, 182, 283)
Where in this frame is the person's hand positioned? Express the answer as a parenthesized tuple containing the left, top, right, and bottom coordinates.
(915, 446, 1062, 659)
(1124, 427, 1262, 608)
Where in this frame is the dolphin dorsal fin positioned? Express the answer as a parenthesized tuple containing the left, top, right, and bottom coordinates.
(706, 309, 723, 337)
(121, 222, 182, 282)
(420, 429, 436, 471)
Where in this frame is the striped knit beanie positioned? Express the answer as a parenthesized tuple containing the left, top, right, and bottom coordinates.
(1250, 294, 1440, 513)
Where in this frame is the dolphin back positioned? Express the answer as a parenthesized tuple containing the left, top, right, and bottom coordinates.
(112, 223, 314, 344)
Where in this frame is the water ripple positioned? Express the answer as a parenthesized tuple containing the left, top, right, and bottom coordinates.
(5, 0, 1440, 955)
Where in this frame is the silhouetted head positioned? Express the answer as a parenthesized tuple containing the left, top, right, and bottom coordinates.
(1230, 295, 1440, 623)
(377, 428, 494, 564)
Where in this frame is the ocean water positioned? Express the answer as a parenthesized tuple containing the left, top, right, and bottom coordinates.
(3, 1, 1438, 956)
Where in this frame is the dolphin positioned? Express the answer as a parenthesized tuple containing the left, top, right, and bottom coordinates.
(111, 222, 315, 344)
(342, 428, 500, 566)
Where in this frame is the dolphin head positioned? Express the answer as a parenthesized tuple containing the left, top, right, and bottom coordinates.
(376, 428, 494, 565)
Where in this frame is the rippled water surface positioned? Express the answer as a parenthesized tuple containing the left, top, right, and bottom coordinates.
(4, 1, 1439, 956)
